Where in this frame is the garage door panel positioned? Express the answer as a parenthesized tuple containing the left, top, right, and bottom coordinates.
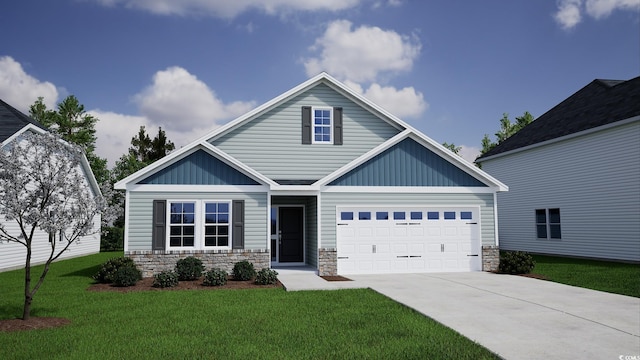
(337, 207, 481, 275)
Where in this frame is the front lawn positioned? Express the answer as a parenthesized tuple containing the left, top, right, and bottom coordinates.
(0, 253, 498, 359)
(531, 254, 640, 297)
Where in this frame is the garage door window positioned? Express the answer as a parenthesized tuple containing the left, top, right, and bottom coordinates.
(427, 212, 439, 220)
(376, 212, 389, 220)
(359, 212, 371, 220)
(444, 212, 456, 220)
(460, 212, 472, 220)
(410, 211, 422, 220)
(393, 212, 405, 220)
(341, 212, 354, 221)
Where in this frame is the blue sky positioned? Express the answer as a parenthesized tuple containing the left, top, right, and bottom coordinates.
(1, 0, 638, 165)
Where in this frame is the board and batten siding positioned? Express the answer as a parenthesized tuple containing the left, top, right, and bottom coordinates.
(482, 120, 640, 262)
(319, 192, 495, 248)
(210, 83, 401, 180)
(126, 191, 268, 251)
(0, 214, 100, 272)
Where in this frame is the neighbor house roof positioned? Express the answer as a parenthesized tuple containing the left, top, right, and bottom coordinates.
(477, 76, 640, 161)
(0, 99, 47, 143)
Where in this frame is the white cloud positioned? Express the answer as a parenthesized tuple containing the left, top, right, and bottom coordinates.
(458, 145, 481, 164)
(95, 0, 361, 18)
(554, 0, 640, 29)
(304, 20, 421, 83)
(344, 81, 427, 118)
(0, 56, 58, 113)
(133, 66, 255, 133)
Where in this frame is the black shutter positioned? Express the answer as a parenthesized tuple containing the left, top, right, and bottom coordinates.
(232, 200, 245, 249)
(333, 107, 343, 145)
(302, 106, 312, 144)
(152, 200, 166, 251)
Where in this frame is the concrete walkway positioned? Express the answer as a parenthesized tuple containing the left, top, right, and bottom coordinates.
(278, 269, 640, 360)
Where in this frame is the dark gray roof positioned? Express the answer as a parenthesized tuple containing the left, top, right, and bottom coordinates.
(477, 76, 640, 160)
(0, 99, 47, 143)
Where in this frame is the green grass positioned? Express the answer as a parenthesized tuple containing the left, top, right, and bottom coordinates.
(0, 253, 498, 360)
(531, 254, 640, 297)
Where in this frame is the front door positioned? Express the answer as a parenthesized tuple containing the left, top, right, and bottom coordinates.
(278, 207, 304, 263)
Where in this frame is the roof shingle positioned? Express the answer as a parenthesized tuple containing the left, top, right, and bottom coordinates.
(0, 99, 47, 143)
(477, 76, 640, 160)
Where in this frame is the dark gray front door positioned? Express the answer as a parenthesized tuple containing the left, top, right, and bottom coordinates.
(278, 207, 304, 263)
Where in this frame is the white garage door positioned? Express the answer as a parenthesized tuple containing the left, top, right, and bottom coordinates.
(336, 206, 481, 275)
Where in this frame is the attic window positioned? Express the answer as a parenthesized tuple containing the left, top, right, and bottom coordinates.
(313, 108, 332, 143)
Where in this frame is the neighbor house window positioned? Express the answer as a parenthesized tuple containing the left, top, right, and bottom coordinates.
(168, 200, 231, 249)
(536, 208, 561, 239)
(313, 108, 332, 143)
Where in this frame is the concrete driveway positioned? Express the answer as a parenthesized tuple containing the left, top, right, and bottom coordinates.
(347, 272, 640, 360)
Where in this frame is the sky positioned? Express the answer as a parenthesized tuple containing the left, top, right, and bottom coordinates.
(1, 0, 638, 166)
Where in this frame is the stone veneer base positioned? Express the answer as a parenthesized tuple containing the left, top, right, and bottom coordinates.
(318, 248, 337, 276)
(482, 245, 500, 272)
(126, 249, 270, 277)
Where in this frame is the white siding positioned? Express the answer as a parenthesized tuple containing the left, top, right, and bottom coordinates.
(482, 121, 640, 262)
(0, 214, 100, 272)
(320, 192, 495, 248)
(211, 83, 401, 180)
(127, 191, 268, 251)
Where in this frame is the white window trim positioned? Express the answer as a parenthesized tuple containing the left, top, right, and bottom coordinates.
(166, 199, 232, 250)
(311, 106, 333, 144)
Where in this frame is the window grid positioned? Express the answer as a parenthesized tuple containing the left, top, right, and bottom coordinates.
(204, 202, 230, 247)
(536, 208, 561, 239)
(169, 202, 195, 247)
(313, 108, 332, 143)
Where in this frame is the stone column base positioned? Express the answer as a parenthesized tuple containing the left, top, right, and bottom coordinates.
(318, 248, 337, 276)
(482, 246, 500, 272)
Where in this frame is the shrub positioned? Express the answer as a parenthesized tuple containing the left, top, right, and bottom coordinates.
(232, 260, 256, 281)
(153, 270, 179, 288)
(175, 256, 205, 281)
(112, 265, 142, 287)
(203, 268, 228, 286)
(255, 268, 278, 285)
(93, 257, 137, 284)
(499, 251, 536, 274)
(100, 226, 124, 251)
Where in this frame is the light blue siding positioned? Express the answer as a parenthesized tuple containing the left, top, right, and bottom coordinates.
(320, 192, 495, 248)
(210, 83, 401, 180)
(481, 120, 640, 262)
(329, 138, 487, 186)
(127, 191, 267, 251)
(139, 150, 259, 185)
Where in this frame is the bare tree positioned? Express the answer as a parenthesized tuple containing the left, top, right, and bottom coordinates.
(0, 131, 105, 320)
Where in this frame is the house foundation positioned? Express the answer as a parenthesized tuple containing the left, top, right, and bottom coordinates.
(126, 249, 270, 277)
(482, 245, 500, 272)
(318, 248, 337, 276)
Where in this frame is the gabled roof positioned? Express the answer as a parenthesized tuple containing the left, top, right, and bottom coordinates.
(0, 99, 47, 143)
(477, 76, 640, 161)
(116, 72, 507, 191)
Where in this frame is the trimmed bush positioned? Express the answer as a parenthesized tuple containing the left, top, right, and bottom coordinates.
(112, 265, 142, 287)
(93, 257, 137, 284)
(499, 251, 536, 274)
(153, 270, 179, 288)
(175, 256, 205, 281)
(203, 268, 228, 287)
(232, 260, 256, 281)
(255, 268, 278, 285)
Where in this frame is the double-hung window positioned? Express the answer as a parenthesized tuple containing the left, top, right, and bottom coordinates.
(168, 200, 231, 249)
(536, 208, 561, 239)
(313, 108, 332, 143)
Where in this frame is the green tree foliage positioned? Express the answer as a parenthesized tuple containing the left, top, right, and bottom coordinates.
(442, 142, 462, 155)
(111, 126, 175, 181)
(29, 96, 109, 184)
(480, 111, 534, 155)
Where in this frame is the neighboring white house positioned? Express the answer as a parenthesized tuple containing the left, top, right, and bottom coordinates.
(115, 73, 508, 277)
(477, 77, 640, 262)
(0, 99, 102, 272)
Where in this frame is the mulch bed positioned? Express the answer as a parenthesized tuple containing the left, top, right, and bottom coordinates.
(320, 275, 352, 281)
(1, 277, 282, 333)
